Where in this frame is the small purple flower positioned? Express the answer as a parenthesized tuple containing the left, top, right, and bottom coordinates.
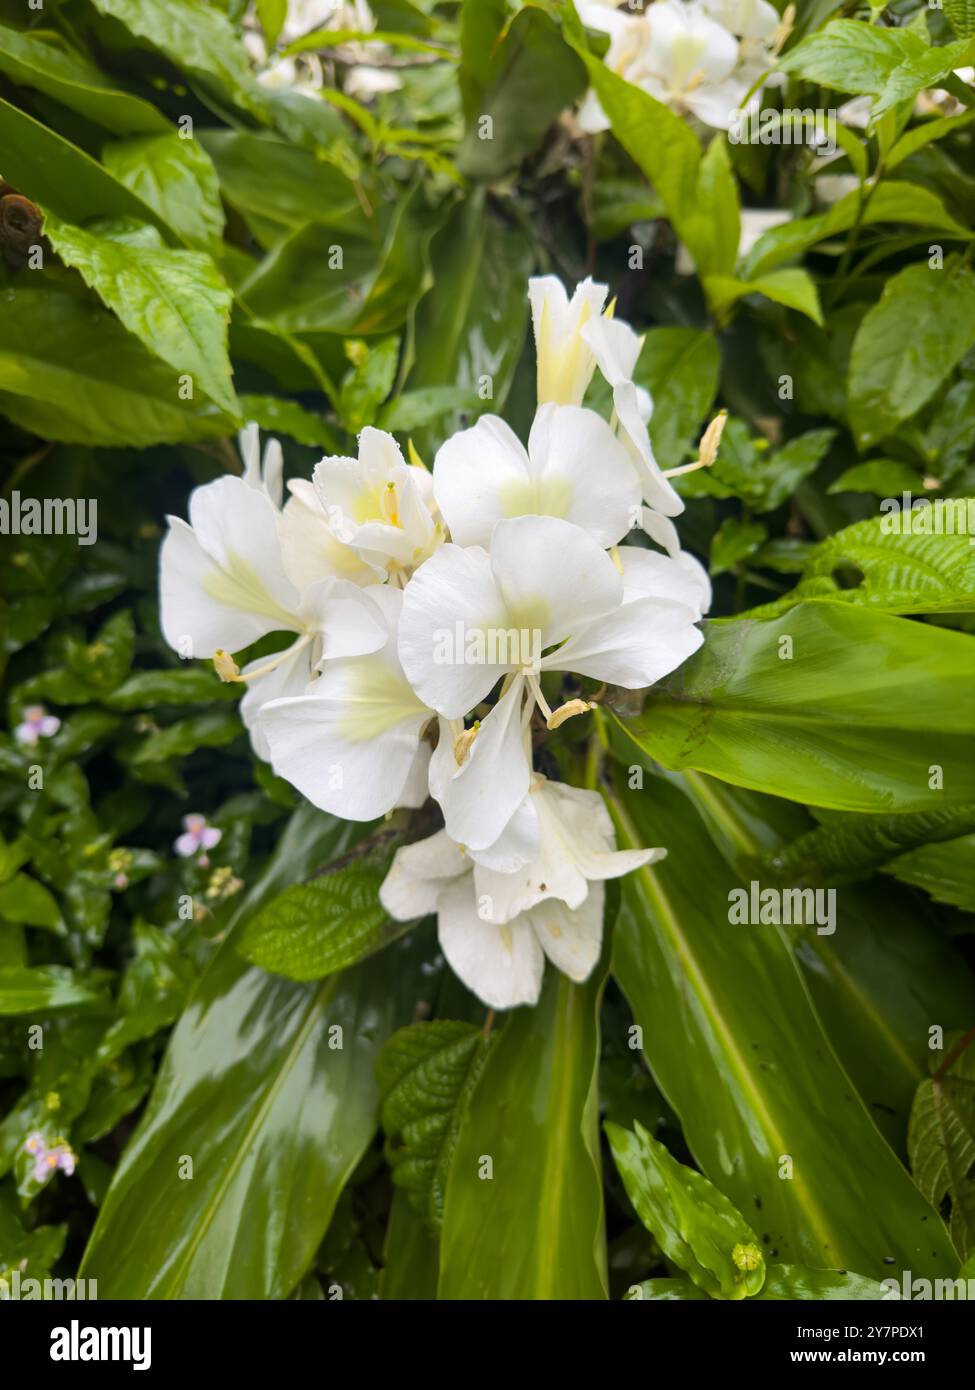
(14, 705, 60, 747)
(174, 813, 222, 861)
(24, 1132, 75, 1184)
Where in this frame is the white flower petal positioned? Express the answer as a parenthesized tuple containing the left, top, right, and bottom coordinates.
(380, 830, 469, 921)
(546, 593, 704, 687)
(433, 415, 533, 548)
(464, 791, 540, 875)
(431, 678, 532, 852)
(489, 515, 622, 649)
(529, 275, 608, 406)
(526, 887, 605, 984)
(437, 878, 545, 1009)
(302, 579, 388, 661)
(398, 544, 510, 718)
(524, 404, 640, 546)
(614, 383, 684, 517)
(616, 546, 710, 619)
(188, 476, 300, 618)
(159, 516, 296, 658)
(239, 636, 317, 760)
(278, 480, 375, 590)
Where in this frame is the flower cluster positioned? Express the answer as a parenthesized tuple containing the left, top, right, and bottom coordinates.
(24, 1133, 76, 1185)
(578, 0, 788, 133)
(160, 276, 716, 1008)
(244, 0, 402, 103)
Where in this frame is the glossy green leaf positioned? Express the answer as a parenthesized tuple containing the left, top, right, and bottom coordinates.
(378, 1020, 492, 1229)
(0, 967, 106, 1015)
(706, 269, 823, 325)
(438, 966, 608, 1299)
(887, 834, 975, 912)
(607, 1120, 765, 1300)
(405, 189, 534, 458)
(849, 259, 975, 449)
(457, 3, 586, 178)
(78, 805, 427, 1298)
(0, 874, 62, 931)
(754, 1265, 889, 1299)
(0, 23, 168, 134)
(741, 183, 972, 281)
(378, 1191, 440, 1300)
(605, 769, 958, 1280)
(634, 773, 975, 1153)
(238, 394, 341, 450)
(616, 605, 975, 812)
(769, 803, 975, 883)
(634, 328, 720, 473)
(0, 96, 171, 234)
(828, 459, 924, 496)
(102, 134, 225, 252)
(43, 212, 237, 418)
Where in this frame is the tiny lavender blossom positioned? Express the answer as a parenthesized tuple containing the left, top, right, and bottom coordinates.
(174, 814, 222, 862)
(25, 1133, 76, 1184)
(14, 705, 60, 746)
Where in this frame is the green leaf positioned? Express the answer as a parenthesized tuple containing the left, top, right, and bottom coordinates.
(0, 966, 106, 1015)
(616, 605, 975, 812)
(710, 517, 767, 576)
(239, 847, 414, 982)
(697, 134, 740, 279)
(104, 667, 238, 711)
(0, 22, 168, 134)
(65, 609, 135, 693)
(849, 258, 975, 450)
(909, 1033, 975, 1260)
(604, 769, 958, 1280)
(705, 268, 823, 325)
(607, 1120, 765, 1300)
(872, 38, 975, 122)
(944, 0, 975, 38)
(238, 394, 341, 450)
(886, 111, 975, 170)
(405, 189, 534, 458)
(43, 212, 238, 418)
(634, 328, 720, 473)
(887, 834, 975, 912)
(769, 804, 975, 883)
(130, 709, 241, 764)
(102, 134, 225, 252)
(457, 3, 586, 178)
(378, 1020, 492, 1230)
(0, 284, 229, 447)
(438, 966, 608, 1299)
(754, 1265, 890, 1299)
(0, 96, 172, 235)
(776, 20, 924, 95)
(79, 805, 426, 1298)
(0, 874, 62, 931)
(88, 0, 268, 124)
(337, 336, 400, 434)
(741, 183, 972, 281)
(746, 509, 975, 617)
(626, 1278, 709, 1300)
(256, 0, 288, 47)
(828, 459, 923, 496)
(240, 188, 435, 335)
(197, 129, 365, 242)
(379, 1191, 440, 1300)
(673, 773, 975, 1154)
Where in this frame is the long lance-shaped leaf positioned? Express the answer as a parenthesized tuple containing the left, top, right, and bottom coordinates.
(603, 766, 957, 1281)
(614, 604, 975, 812)
(79, 805, 431, 1298)
(438, 964, 608, 1299)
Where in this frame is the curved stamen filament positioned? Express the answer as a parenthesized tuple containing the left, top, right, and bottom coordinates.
(214, 631, 312, 684)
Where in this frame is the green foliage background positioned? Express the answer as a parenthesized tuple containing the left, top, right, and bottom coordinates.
(1, 0, 974, 1301)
